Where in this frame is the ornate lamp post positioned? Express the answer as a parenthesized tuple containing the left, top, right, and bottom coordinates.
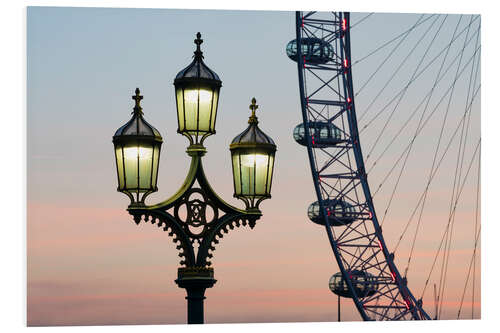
(112, 33, 276, 324)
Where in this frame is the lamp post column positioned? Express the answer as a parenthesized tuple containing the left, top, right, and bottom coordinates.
(175, 267, 216, 324)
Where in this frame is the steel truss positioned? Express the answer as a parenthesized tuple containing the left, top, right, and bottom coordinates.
(295, 11, 431, 320)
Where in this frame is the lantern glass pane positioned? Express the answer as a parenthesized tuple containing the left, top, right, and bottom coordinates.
(196, 88, 213, 132)
(210, 89, 219, 130)
(115, 146, 125, 190)
(266, 154, 275, 193)
(137, 145, 153, 189)
(151, 145, 160, 189)
(184, 88, 198, 134)
(240, 153, 254, 195)
(240, 152, 270, 196)
(232, 152, 242, 196)
(255, 153, 269, 195)
(182, 87, 214, 134)
(122, 145, 154, 191)
(123, 146, 139, 189)
(176, 88, 185, 133)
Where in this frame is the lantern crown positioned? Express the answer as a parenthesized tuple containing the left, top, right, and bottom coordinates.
(113, 88, 163, 143)
(230, 98, 275, 149)
(174, 32, 221, 86)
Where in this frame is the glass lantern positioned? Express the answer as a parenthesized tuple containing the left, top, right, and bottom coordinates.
(230, 98, 276, 209)
(113, 88, 163, 204)
(174, 32, 222, 146)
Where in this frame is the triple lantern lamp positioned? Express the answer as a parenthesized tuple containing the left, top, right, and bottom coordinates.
(112, 32, 276, 209)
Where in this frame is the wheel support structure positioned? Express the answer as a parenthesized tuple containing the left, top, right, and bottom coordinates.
(294, 11, 431, 320)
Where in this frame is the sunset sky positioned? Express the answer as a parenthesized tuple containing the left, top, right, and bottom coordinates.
(26, 5, 481, 326)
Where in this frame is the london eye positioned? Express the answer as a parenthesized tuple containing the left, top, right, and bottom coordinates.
(288, 11, 480, 321)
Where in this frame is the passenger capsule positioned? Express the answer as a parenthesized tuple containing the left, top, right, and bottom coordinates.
(308, 199, 357, 226)
(286, 38, 334, 64)
(329, 271, 378, 298)
(293, 122, 342, 147)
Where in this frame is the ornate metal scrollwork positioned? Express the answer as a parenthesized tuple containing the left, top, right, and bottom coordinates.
(128, 152, 262, 268)
(174, 188, 219, 239)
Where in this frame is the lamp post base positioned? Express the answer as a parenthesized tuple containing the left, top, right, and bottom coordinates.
(175, 267, 216, 324)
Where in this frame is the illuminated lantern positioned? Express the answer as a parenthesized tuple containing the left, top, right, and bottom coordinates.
(230, 98, 276, 209)
(174, 32, 222, 145)
(113, 88, 163, 203)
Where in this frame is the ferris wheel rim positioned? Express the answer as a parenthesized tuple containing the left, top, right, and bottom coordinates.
(294, 11, 431, 321)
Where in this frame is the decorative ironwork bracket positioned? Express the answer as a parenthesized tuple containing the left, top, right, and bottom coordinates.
(127, 147, 262, 268)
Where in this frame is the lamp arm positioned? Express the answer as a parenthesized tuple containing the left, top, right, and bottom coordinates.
(142, 153, 254, 214)
(141, 151, 252, 214)
(139, 153, 201, 211)
(194, 155, 249, 215)
(127, 150, 262, 268)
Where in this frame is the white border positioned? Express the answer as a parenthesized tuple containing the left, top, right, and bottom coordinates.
(3, 1, 498, 332)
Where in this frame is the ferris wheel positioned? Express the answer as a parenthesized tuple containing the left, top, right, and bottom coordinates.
(287, 11, 481, 321)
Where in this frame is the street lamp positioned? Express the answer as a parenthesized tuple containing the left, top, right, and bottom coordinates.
(112, 32, 276, 325)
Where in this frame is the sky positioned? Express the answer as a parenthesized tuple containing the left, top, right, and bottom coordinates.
(26, 6, 481, 326)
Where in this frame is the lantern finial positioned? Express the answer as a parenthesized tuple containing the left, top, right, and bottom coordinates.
(132, 88, 144, 116)
(249, 97, 259, 124)
(194, 32, 204, 59)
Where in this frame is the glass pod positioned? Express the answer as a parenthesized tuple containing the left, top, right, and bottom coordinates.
(329, 270, 378, 298)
